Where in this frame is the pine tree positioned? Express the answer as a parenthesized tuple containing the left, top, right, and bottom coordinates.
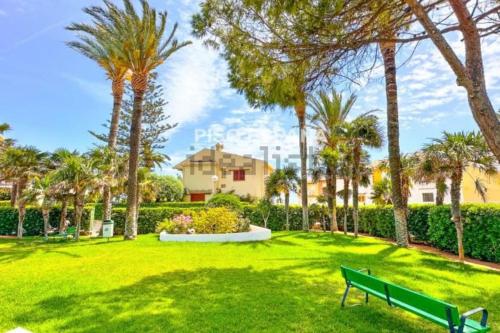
(90, 73, 177, 169)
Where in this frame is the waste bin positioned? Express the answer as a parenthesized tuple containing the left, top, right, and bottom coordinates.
(102, 219, 114, 238)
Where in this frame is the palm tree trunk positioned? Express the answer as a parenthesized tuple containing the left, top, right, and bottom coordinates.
(103, 80, 124, 222)
(296, 101, 309, 231)
(352, 144, 360, 238)
(42, 207, 50, 239)
(16, 178, 26, 239)
(59, 197, 68, 232)
(404, 0, 500, 160)
(330, 165, 338, 232)
(343, 177, 349, 235)
(436, 176, 446, 205)
(380, 41, 409, 247)
(125, 75, 147, 240)
(284, 192, 290, 231)
(10, 182, 17, 207)
(450, 169, 464, 261)
(74, 193, 83, 241)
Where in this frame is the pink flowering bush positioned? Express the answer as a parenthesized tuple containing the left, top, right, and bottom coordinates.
(156, 214, 194, 234)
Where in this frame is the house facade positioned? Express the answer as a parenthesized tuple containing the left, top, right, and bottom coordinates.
(304, 164, 500, 205)
(174, 144, 273, 202)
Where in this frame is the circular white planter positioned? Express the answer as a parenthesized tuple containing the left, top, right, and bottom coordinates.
(159, 225, 271, 243)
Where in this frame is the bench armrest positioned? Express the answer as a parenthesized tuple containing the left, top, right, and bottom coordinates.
(458, 307, 488, 333)
(357, 268, 371, 275)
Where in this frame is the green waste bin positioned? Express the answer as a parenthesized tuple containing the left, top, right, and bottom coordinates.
(103, 220, 114, 238)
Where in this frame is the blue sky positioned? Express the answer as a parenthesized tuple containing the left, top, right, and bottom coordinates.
(1, 0, 499, 177)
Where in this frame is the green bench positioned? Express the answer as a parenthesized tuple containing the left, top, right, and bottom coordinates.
(47, 226, 77, 241)
(340, 266, 490, 333)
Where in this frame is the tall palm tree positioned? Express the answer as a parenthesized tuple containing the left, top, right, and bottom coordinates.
(52, 151, 101, 241)
(424, 131, 496, 261)
(336, 143, 352, 235)
(370, 177, 392, 206)
(265, 166, 299, 231)
(0, 123, 17, 206)
(0, 146, 46, 238)
(67, 8, 130, 223)
(308, 89, 356, 232)
(344, 114, 383, 237)
(92, 0, 191, 240)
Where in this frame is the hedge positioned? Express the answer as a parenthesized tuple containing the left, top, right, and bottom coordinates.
(0, 206, 95, 236)
(428, 204, 499, 262)
(111, 207, 205, 234)
(241, 203, 498, 262)
(92, 202, 206, 220)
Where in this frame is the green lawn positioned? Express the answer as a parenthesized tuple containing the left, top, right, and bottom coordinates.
(0, 232, 498, 333)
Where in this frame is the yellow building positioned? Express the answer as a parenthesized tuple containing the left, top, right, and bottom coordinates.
(174, 144, 273, 202)
(304, 163, 500, 205)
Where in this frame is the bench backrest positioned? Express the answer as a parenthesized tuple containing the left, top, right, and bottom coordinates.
(341, 266, 460, 326)
(341, 266, 386, 295)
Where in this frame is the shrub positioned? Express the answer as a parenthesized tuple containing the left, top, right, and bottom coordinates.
(156, 214, 194, 234)
(93, 201, 205, 220)
(0, 206, 95, 236)
(193, 207, 242, 234)
(206, 193, 242, 211)
(0, 188, 11, 201)
(151, 175, 184, 202)
(428, 204, 500, 262)
(0, 200, 11, 207)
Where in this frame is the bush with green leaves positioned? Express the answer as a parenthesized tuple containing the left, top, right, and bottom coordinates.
(428, 204, 499, 262)
(156, 214, 194, 234)
(0, 188, 11, 201)
(193, 207, 244, 234)
(206, 193, 242, 211)
(93, 201, 205, 220)
(152, 175, 184, 202)
(0, 206, 95, 236)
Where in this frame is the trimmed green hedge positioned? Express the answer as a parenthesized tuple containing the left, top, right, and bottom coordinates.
(0, 200, 11, 207)
(241, 203, 498, 262)
(93, 202, 206, 220)
(111, 207, 204, 234)
(428, 204, 499, 262)
(0, 206, 95, 236)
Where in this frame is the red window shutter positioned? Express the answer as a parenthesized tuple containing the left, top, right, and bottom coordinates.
(233, 169, 245, 181)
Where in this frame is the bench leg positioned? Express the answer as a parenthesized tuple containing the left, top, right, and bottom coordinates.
(365, 292, 369, 304)
(341, 284, 351, 307)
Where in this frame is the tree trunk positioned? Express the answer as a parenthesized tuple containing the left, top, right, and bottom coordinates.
(42, 207, 50, 239)
(74, 193, 83, 241)
(436, 176, 446, 206)
(10, 182, 17, 207)
(380, 41, 409, 247)
(450, 169, 464, 262)
(295, 100, 309, 231)
(352, 144, 361, 238)
(125, 74, 147, 240)
(285, 192, 290, 231)
(329, 165, 338, 232)
(16, 178, 27, 239)
(343, 177, 349, 235)
(59, 197, 68, 232)
(103, 80, 125, 221)
(405, 0, 500, 160)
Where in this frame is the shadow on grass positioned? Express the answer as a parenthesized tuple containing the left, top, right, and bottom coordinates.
(16, 267, 443, 333)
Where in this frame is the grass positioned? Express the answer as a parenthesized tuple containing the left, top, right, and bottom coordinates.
(0, 232, 498, 333)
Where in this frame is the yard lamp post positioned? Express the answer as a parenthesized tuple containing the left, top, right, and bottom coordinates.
(211, 175, 219, 196)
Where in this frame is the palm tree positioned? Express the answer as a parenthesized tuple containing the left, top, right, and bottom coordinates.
(308, 89, 356, 232)
(424, 131, 496, 261)
(23, 174, 57, 239)
(378, 153, 419, 213)
(414, 153, 449, 205)
(344, 114, 383, 237)
(336, 143, 352, 235)
(52, 151, 101, 241)
(92, 0, 191, 240)
(67, 6, 130, 224)
(0, 123, 17, 206)
(265, 166, 299, 231)
(0, 146, 46, 238)
(371, 177, 392, 206)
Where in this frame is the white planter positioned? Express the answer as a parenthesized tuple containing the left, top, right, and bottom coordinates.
(159, 225, 271, 243)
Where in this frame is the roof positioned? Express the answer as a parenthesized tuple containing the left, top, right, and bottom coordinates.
(174, 147, 273, 171)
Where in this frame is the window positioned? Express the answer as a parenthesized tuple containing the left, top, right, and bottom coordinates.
(422, 192, 434, 203)
(233, 169, 245, 181)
